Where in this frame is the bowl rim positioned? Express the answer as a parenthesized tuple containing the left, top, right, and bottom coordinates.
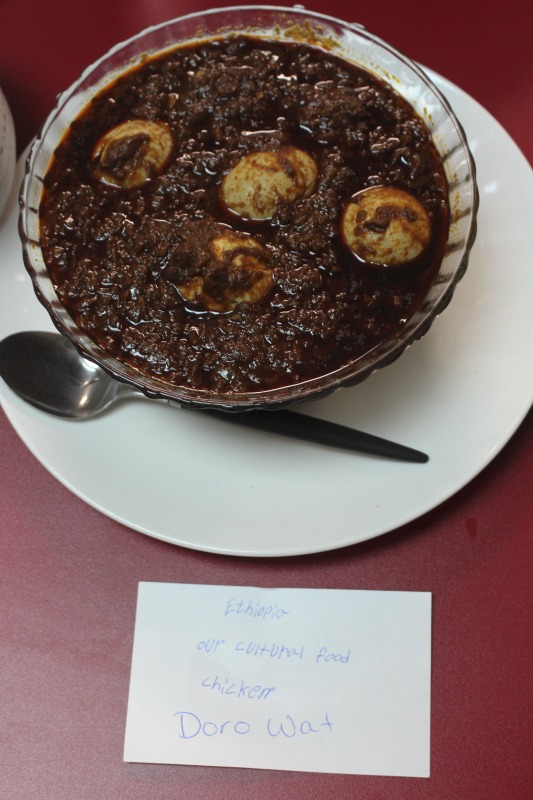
(18, 4, 479, 411)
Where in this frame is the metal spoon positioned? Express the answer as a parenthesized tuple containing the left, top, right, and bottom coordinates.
(0, 331, 428, 462)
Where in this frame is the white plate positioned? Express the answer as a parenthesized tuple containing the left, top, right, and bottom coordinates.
(1, 73, 532, 557)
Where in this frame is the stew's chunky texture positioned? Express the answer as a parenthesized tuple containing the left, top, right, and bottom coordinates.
(40, 35, 449, 394)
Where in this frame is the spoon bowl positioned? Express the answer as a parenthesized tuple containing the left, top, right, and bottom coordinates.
(0, 330, 135, 418)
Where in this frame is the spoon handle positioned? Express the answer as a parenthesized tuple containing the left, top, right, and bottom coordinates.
(199, 408, 428, 463)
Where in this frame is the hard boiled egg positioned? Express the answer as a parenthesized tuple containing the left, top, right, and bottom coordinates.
(92, 119, 173, 188)
(177, 230, 273, 313)
(342, 186, 431, 266)
(221, 146, 317, 220)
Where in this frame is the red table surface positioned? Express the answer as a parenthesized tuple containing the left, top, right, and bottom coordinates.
(0, 1, 532, 798)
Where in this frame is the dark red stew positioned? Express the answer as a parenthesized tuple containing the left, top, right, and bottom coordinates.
(40, 35, 449, 394)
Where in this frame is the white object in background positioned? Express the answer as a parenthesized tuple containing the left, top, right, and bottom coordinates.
(0, 87, 16, 218)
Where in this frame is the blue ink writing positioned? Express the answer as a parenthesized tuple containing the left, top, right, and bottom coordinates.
(196, 638, 225, 654)
(174, 711, 251, 739)
(201, 675, 276, 700)
(225, 597, 289, 620)
(235, 641, 304, 660)
(315, 646, 351, 664)
(267, 712, 333, 738)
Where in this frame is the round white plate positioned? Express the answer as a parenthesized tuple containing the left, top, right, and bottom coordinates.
(1, 73, 532, 557)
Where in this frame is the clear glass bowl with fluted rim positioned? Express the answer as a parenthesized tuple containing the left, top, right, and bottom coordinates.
(19, 4, 478, 412)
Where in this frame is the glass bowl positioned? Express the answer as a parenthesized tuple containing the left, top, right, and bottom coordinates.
(19, 5, 478, 411)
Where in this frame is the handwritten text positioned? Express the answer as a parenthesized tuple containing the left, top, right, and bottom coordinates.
(201, 674, 275, 700)
(173, 710, 333, 740)
(224, 597, 290, 620)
